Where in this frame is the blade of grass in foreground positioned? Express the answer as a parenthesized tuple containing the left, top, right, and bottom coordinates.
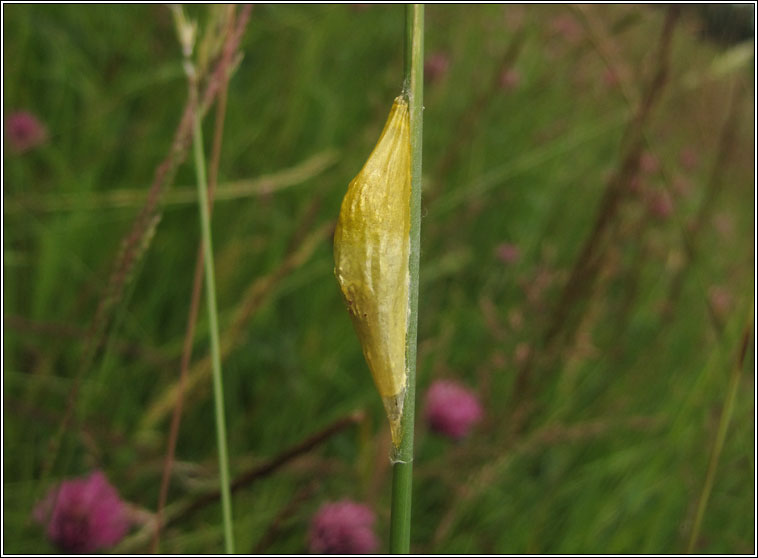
(389, 4, 423, 554)
(686, 307, 753, 553)
(172, 4, 237, 550)
(192, 103, 235, 554)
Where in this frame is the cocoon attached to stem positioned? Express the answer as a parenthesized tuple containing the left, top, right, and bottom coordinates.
(334, 96, 412, 448)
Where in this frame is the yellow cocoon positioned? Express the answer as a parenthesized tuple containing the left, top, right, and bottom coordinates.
(333, 96, 411, 446)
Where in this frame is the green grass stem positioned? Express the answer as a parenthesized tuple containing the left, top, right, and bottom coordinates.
(192, 109, 236, 554)
(390, 4, 423, 554)
(686, 309, 753, 553)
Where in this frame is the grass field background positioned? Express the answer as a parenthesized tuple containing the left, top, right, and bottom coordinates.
(3, 4, 755, 554)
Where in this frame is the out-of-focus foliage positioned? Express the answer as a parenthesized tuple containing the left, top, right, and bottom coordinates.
(3, 5, 754, 554)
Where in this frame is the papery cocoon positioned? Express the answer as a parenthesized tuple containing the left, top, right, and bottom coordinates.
(334, 96, 411, 446)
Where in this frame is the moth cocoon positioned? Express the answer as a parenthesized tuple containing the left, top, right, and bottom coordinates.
(333, 96, 411, 447)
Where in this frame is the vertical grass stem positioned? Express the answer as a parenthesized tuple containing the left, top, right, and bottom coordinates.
(390, 4, 423, 554)
(686, 309, 753, 553)
(192, 111, 235, 554)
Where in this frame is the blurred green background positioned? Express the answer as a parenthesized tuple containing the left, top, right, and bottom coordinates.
(2, 4, 754, 554)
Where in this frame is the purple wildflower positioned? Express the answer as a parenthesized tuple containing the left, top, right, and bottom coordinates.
(424, 51, 450, 84)
(639, 151, 660, 175)
(5, 110, 47, 153)
(308, 500, 378, 554)
(708, 285, 733, 320)
(503, 5, 526, 32)
(33, 471, 130, 553)
(603, 68, 620, 89)
(679, 146, 699, 171)
(495, 242, 520, 264)
(549, 14, 583, 44)
(646, 190, 674, 220)
(514, 342, 531, 366)
(521, 267, 555, 307)
(499, 68, 521, 91)
(712, 212, 735, 240)
(425, 380, 483, 440)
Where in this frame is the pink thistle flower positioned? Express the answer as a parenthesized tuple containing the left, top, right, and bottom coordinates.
(549, 14, 583, 44)
(308, 500, 378, 554)
(708, 285, 733, 320)
(424, 51, 450, 84)
(639, 151, 660, 175)
(521, 267, 554, 307)
(499, 68, 521, 91)
(503, 5, 526, 32)
(425, 380, 483, 440)
(712, 212, 735, 240)
(646, 190, 674, 220)
(33, 471, 130, 553)
(495, 242, 520, 264)
(603, 68, 620, 89)
(514, 342, 531, 366)
(679, 146, 699, 171)
(5, 110, 48, 153)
